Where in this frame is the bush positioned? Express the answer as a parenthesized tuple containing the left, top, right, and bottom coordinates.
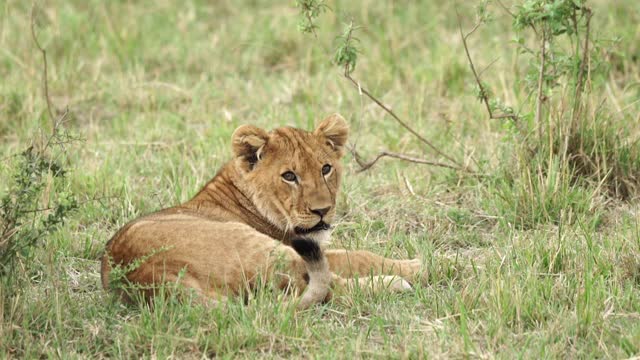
(0, 125, 78, 296)
(463, 0, 640, 227)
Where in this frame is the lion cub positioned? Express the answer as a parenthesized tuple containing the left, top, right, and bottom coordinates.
(101, 114, 421, 308)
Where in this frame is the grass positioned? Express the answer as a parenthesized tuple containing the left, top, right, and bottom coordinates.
(1, 0, 640, 357)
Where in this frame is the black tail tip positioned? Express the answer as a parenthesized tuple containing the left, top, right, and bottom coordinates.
(291, 238, 322, 262)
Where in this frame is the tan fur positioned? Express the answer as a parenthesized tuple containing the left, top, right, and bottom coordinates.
(101, 113, 424, 308)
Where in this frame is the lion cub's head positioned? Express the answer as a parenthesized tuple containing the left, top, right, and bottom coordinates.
(231, 114, 349, 243)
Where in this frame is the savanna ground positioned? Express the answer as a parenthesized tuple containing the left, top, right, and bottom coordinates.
(1, 0, 640, 358)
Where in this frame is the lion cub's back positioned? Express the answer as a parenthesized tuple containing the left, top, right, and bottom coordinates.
(101, 209, 292, 294)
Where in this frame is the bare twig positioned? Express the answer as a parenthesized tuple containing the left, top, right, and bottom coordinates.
(534, 28, 547, 140)
(456, 9, 518, 123)
(351, 148, 462, 173)
(30, 3, 55, 126)
(30, 3, 75, 154)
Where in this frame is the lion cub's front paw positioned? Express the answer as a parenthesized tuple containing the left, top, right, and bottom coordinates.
(375, 275, 413, 292)
(405, 259, 422, 270)
(400, 259, 428, 285)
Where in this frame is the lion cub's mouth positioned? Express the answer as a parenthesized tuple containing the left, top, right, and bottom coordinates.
(294, 221, 331, 235)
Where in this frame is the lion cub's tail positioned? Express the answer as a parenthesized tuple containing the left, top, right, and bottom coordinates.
(290, 238, 332, 309)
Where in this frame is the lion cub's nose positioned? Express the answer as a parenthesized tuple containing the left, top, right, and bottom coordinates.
(310, 207, 331, 217)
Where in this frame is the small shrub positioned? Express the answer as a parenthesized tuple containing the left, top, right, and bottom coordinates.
(0, 126, 78, 295)
(466, 0, 640, 226)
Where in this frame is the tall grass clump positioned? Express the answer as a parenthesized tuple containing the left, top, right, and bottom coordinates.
(463, 0, 640, 228)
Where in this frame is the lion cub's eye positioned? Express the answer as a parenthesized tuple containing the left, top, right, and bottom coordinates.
(282, 171, 297, 183)
(322, 164, 332, 176)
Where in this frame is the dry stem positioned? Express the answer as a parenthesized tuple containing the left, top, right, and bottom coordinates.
(534, 28, 547, 140)
(30, 3, 55, 126)
(343, 70, 465, 169)
(352, 149, 463, 172)
(30, 2, 73, 152)
(571, 8, 592, 128)
(340, 24, 470, 173)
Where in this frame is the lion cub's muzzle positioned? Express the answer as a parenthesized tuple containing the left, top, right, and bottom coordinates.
(294, 220, 331, 235)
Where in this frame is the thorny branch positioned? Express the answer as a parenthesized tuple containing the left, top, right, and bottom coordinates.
(456, 9, 519, 123)
(343, 70, 465, 168)
(338, 24, 472, 174)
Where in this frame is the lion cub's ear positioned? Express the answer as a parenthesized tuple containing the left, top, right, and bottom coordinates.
(232, 125, 269, 170)
(314, 113, 349, 157)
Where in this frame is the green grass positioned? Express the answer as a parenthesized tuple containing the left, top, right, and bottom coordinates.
(2, 0, 640, 357)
